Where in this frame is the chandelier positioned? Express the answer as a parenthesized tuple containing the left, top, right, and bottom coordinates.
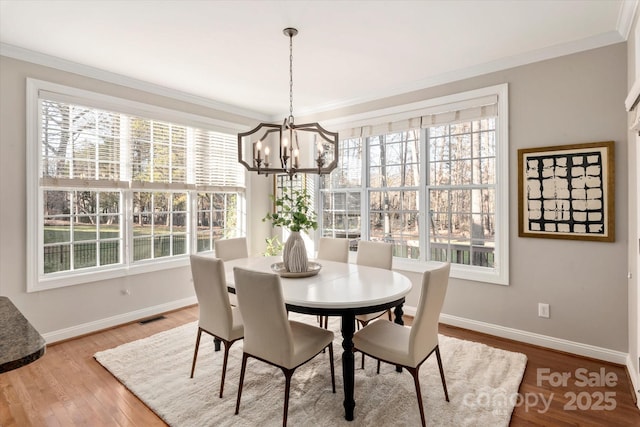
(237, 28, 339, 179)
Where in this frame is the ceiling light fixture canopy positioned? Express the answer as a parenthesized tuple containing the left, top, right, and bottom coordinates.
(237, 27, 339, 179)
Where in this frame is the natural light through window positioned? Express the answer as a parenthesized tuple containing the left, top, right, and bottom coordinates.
(320, 84, 509, 285)
(27, 79, 246, 291)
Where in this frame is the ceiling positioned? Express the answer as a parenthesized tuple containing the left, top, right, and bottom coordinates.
(0, 0, 636, 120)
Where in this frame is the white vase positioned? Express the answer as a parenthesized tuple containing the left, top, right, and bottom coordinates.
(283, 231, 308, 273)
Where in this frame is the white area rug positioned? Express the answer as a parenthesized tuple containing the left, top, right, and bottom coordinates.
(95, 314, 527, 426)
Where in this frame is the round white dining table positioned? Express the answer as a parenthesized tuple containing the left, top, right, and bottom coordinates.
(223, 256, 412, 422)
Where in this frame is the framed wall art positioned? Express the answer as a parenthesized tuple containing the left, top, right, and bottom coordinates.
(518, 141, 615, 242)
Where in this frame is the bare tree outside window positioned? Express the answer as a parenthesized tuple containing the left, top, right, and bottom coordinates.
(320, 118, 497, 268)
(427, 119, 496, 267)
(368, 130, 421, 259)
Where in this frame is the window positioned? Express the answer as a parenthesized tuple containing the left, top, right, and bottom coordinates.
(320, 85, 508, 284)
(196, 192, 244, 252)
(427, 119, 496, 268)
(320, 138, 362, 251)
(27, 79, 245, 291)
(43, 189, 123, 273)
(368, 130, 421, 259)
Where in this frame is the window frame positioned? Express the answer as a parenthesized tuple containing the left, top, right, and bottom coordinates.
(26, 79, 247, 292)
(319, 84, 509, 285)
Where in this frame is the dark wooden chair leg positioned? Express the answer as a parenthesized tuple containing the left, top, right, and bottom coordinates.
(320, 316, 330, 353)
(220, 341, 231, 398)
(408, 367, 426, 427)
(359, 320, 368, 369)
(435, 346, 449, 401)
(235, 353, 248, 415)
(328, 343, 336, 393)
(190, 328, 202, 378)
(282, 368, 294, 427)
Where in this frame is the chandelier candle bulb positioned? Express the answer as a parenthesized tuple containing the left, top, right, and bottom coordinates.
(264, 146, 270, 164)
(256, 141, 262, 160)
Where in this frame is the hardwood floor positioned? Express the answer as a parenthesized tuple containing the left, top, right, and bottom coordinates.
(1, 305, 638, 426)
(439, 324, 640, 426)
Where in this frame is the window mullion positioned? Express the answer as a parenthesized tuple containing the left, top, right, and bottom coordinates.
(362, 136, 370, 243)
(124, 190, 133, 265)
(420, 128, 428, 262)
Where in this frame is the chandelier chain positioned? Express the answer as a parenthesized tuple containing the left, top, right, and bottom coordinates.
(289, 32, 294, 119)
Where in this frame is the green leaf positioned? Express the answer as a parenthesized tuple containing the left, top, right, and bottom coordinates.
(262, 188, 318, 233)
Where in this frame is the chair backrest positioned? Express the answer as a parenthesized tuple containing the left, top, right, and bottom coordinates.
(215, 237, 248, 261)
(409, 263, 451, 359)
(355, 240, 392, 270)
(233, 267, 293, 365)
(317, 237, 349, 263)
(190, 255, 234, 336)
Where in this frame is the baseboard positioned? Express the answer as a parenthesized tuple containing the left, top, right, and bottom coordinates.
(626, 354, 640, 409)
(438, 312, 628, 365)
(44, 300, 630, 369)
(402, 305, 417, 317)
(401, 305, 629, 365)
(42, 296, 198, 344)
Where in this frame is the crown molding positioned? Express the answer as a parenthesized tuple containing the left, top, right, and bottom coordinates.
(0, 43, 270, 122)
(291, 30, 626, 120)
(626, 79, 640, 112)
(618, 0, 639, 40)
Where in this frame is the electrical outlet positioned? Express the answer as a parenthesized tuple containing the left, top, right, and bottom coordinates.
(538, 303, 550, 318)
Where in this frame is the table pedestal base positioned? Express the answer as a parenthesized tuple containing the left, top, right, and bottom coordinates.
(341, 313, 356, 421)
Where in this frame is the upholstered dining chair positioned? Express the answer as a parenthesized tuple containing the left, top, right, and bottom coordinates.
(355, 239, 392, 269)
(353, 240, 394, 367)
(233, 267, 336, 427)
(316, 237, 350, 328)
(214, 237, 248, 306)
(356, 241, 393, 317)
(317, 237, 350, 263)
(352, 263, 451, 427)
(189, 255, 244, 398)
(214, 237, 248, 261)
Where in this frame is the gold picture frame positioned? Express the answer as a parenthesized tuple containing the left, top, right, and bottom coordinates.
(518, 141, 615, 242)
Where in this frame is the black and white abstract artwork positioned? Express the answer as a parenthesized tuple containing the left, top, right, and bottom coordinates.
(518, 141, 614, 242)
